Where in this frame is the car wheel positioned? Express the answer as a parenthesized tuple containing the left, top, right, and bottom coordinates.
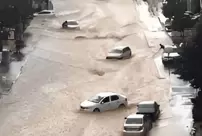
(119, 104, 125, 108)
(118, 57, 123, 60)
(93, 108, 100, 112)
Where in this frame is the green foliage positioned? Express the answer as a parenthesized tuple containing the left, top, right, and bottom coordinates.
(162, 0, 186, 19)
(163, 0, 193, 31)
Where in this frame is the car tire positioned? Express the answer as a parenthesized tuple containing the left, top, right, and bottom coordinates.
(93, 108, 100, 112)
(119, 104, 125, 108)
(118, 57, 123, 60)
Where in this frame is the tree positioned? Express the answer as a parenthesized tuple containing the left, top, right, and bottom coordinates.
(162, 0, 187, 34)
(162, 0, 176, 19)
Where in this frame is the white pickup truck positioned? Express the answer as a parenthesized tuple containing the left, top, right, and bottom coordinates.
(136, 101, 160, 122)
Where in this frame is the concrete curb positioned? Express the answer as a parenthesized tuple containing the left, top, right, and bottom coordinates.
(144, 31, 154, 48)
(154, 57, 166, 79)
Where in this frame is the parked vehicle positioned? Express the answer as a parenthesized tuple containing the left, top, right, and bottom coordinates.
(162, 46, 180, 64)
(123, 114, 152, 136)
(106, 46, 132, 59)
(62, 20, 80, 30)
(80, 92, 128, 112)
(136, 101, 160, 122)
(33, 10, 55, 17)
(165, 19, 172, 32)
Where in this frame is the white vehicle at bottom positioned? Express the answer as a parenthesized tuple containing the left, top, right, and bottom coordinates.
(123, 114, 152, 136)
(33, 10, 55, 17)
(80, 92, 128, 112)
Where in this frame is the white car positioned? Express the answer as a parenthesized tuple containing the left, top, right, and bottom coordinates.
(162, 45, 180, 63)
(123, 114, 152, 136)
(33, 10, 55, 17)
(106, 46, 132, 59)
(80, 92, 128, 112)
(62, 20, 80, 30)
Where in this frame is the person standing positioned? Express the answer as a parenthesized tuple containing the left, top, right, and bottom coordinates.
(159, 44, 165, 49)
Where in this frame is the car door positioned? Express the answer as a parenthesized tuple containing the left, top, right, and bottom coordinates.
(110, 95, 120, 110)
(100, 96, 111, 111)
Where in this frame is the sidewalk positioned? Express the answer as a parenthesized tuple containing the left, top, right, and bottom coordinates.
(144, 14, 193, 136)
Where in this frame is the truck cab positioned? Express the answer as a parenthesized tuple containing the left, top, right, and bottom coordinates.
(136, 101, 160, 122)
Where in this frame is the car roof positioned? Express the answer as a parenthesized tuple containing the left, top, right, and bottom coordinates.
(66, 20, 78, 22)
(138, 101, 156, 105)
(113, 46, 129, 50)
(127, 114, 144, 119)
(40, 10, 54, 12)
(163, 52, 180, 57)
(96, 92, 118, 97)
(164, 45, 177, 48)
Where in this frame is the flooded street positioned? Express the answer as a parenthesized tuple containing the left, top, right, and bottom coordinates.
(0, 0, 195, 135)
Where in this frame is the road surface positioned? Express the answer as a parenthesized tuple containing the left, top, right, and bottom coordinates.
(0, 0, 185, 136)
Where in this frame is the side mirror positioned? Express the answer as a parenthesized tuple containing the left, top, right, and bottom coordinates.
(124, 117, 127, 119)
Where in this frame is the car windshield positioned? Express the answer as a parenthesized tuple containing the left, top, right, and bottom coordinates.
(68, 21, 78, 25)
(163, 52, 180, 57)
(110, 49, 122, 53)
(126, 118, 143, 124)
(88, 95, 104, 103)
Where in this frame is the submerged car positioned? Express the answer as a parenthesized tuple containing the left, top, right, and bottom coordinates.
(106, 46, 132, 59)
(62, 20, 80, 29)
(33, 10, 55, 17)
(123, 114, 152, 136)
(80, 92, 128, 112)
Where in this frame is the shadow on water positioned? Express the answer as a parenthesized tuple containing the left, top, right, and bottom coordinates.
(23, 32, 32, 44)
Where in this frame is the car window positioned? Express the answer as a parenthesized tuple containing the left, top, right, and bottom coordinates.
(68, 21, 78, 25)
(138, 104, 154, 108)
(110, 49, 122, 53)
(101, 97, 110, 103)
(88, 95, 104, 103)
(39, 11, 51, 14)
(123, 47, 130, 52)
(126, 118, 143, 124)
(111, 95, 119, 101)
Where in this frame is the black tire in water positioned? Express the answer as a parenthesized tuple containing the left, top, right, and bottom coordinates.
(93, 108, 100, 112)
(119, 104, 125, 108)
